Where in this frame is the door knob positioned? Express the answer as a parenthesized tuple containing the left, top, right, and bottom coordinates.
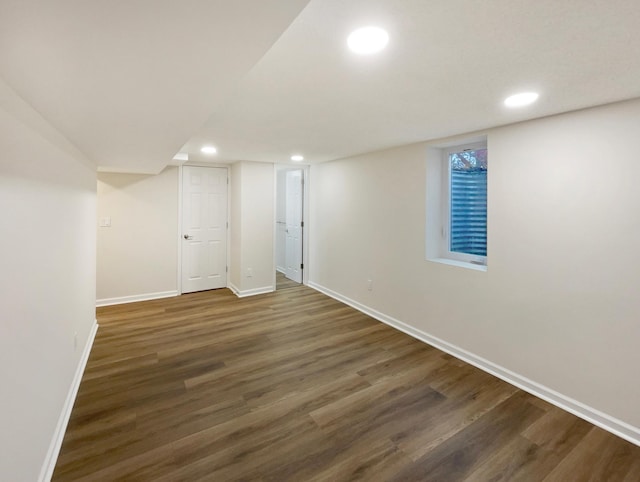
(183, 234, 193, 240)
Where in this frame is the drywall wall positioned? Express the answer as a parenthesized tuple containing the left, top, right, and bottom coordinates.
(309, 98, 640, 438)
(0, 82, 96, 481)
(229, 161, 242, 290)
(229, 161, 274, 295)
(97, 161, 273, 301)
(96, 167, 178, 304)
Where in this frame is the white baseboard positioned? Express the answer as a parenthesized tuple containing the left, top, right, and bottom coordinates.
(308, 281, 640, 447)
(96, 290, 178, 307)
(39, 320, 98, 482)
(228, 283, 274, 298)
(228, 282, 239, 296)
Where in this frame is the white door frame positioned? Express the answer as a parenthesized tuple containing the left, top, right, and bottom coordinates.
(273, 164, 310, 288)
(177, 163, 231, 295)
(284, 169, 303, 282)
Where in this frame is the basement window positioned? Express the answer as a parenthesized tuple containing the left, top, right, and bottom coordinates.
(426, 138, 488, 271)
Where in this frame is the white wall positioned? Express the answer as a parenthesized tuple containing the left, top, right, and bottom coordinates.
(0, 82, 96, 481)
(229, 161, 242, 289)
(96, 167, 178, 303)
(229, 161, 274, 295)
(309, 99, 640, 439)
(97, 161, 274, 301)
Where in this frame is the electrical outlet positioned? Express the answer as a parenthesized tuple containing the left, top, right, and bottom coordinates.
(367, 279, 373, 291)
(247, 268, 253, 278)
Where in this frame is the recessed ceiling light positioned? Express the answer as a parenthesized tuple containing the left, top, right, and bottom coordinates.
(347, 26, 389, 55)
(504, 92, 539, 108)
(291, 155, 304, 162)
(200, 145, 217, 154)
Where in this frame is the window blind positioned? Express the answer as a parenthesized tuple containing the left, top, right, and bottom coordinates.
(450, 169, 487, 256)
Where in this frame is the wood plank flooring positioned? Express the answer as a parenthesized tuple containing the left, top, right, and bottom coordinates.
(53, 285, 640, 481)
(276, 270, 301, 290)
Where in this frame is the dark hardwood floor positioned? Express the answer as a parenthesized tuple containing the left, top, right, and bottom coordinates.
(53, 285, 640, 481)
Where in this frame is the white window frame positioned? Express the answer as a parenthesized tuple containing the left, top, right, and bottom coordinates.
(441, 141, 487, 266)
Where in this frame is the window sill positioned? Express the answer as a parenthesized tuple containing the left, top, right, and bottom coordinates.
(428, 257, 487, 272)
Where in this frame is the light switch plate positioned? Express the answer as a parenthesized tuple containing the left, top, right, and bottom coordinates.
(99, 217, 111, 227)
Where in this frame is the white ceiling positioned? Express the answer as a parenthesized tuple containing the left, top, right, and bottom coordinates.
(2, 0, 640, 172)
(0, 0, 310, 173)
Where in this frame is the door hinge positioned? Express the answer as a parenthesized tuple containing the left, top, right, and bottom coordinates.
(300, 263, 304, 270)
(226, 266, 228, 273)
(226, 221, 229, 229)
(301, 221, 304, 228)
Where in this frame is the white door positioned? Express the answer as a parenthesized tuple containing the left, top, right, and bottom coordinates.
(275, 170, 287, 273)
(181, 166, 228, 293)
(285, 170, 303, 283)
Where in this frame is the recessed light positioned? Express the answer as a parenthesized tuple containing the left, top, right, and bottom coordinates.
(291, 155, 304, 162)
(200, 145, 217, 154)
(347, 26, 389, 55)
(504, 92, 539, 108)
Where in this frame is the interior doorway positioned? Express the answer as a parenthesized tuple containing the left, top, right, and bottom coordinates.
(275, 166, 304, 290)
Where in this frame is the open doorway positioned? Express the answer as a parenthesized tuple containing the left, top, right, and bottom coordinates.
(275, 166, 304, 290)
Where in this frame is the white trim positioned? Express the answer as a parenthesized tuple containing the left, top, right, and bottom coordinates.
(177, 165, 183, 294)
(301, 166, 310, 286)
(39, 320, 99, 482)
(272, 164, 279, 290)
(228, 282, 240, 296)
(226, 167, 231, 291)
(228, 283, 274, 298)
(96, 290, 178, 307)
(441, 140, 487, 266)
(428, 257, 487, 272)
(273, 164, 310, 287)
(307, 281, 640, 447)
